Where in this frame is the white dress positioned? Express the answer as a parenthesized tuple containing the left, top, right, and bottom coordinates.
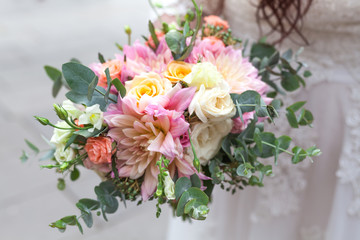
(161, 0, 360, 239)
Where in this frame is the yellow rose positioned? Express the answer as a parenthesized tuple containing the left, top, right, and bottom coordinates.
(183, 62, 225, 90)
(164, 61, 192, 83)
(125, 72, 172, 101)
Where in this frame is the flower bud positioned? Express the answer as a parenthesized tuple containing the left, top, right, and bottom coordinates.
(164, 172, 175, 200)
(53, 104, 68, 120)
(124, 25, 132, 35)
(34, 116, 49, 126)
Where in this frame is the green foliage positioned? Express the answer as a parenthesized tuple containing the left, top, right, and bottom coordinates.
(148, 20, 160, 50)
(50, 180, 125, 233)
(111, 78, 126, 98)
(62, 62, 117, 111)
(44, 65, 63, 97)
(25, 139, 40, 155)
(57, 178, 66, 191)
(165, 0, 202, 61)
(98, 52, 106, 64)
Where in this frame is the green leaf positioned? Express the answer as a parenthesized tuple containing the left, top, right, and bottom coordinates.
(176, 187, 209, 219)
(104, 68, 112, 103)
(149, 20, 160, 49)
(50, 219, 66, 230)
(281, 71, 301, 92)
(183, 21, 190, 37)
(190, 174, 201, 188)
(254, 128, 263, 153)
(87, 76, 98, 101)
(175, 177, 192, 200)
(236, 164, 252, 178)
(25, 139, 39, 154)
(268, 51, 280, 68)
(254, 132, 276, 158)
(291, 146, 307, 164)
(111, 78, 126, 98)
(62, 62, 97, 95)
(286, 109, 299, 128)
(20, 150, 29, 163)
(298, 110, 314, 126)
(287, 101, 306, 112)
(250, 42, 277, 61)
(61, 215, 77, 226)
(66, 87, 115, 111)
(165, 30, 186, 58)
(76, 219, 83, 234)
(52, 76, 63, 98)
(57, 178, 66, 191)
(70, 58, 81, 64)
(78, 198, 100, 210)
(70, 167, 80, 181)
(282, 49, 293, 61)
(303, 70, 312, 78)
(98, 52, 106, 64)
(44, 65, 62, 82)
(230, 90, 261, 113)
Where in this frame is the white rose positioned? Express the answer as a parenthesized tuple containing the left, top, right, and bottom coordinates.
(190, 119, 233, 165)
(164, 171, 175, 200)
(78, 104, 104, 132)
(50, 121, 73, 145)
(54, 143, 76, 163)
(189, 84, 236, 123)
(183, 62, 227, 90)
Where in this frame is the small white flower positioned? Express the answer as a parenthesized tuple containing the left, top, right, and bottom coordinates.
(50, 121, 73, 145)
(189, 84, 235, 123)
(164, 171, 175, 200)
(190, 119, 233, 165)
(54, 143, 76, 163)
(62, 100, 83, 119)
(78, 104, 104, 132)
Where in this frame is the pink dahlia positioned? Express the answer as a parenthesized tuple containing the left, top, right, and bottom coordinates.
(118, 39, 173, 79)
(104, 86, 196, 200)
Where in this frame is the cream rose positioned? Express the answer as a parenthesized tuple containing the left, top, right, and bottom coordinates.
(50, 121, 73, 145)
(183, 62, 226, 90)
(190, 119, 233, 165)
(125, 72, 172, 101)
(54, 143, 76, 163)
(189, 84, 236, 123)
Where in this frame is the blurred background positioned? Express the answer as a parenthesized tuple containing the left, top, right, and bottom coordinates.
(0, 0, 172, 239)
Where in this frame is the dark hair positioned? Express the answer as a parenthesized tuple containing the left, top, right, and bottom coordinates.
(254, 0, 313, 45)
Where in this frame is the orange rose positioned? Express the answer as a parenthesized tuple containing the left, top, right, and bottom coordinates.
(98, 60, 122, 89)
(164, 61, 192, 83)
(85, 137, 114, 164)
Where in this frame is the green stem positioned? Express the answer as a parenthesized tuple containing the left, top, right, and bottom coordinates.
(95, 88, 117, 103)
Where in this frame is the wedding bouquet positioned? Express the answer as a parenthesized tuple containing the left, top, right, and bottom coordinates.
(22, 0, 320, 233)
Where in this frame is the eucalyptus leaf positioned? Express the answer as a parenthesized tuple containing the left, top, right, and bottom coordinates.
(175, 177, 192, 200)
(62, 62, 97, 95)
(25, 139, 40, 154)
(98, 52, 106, 64)
(281, 71, 300, 92)
(44, 65, 62, 82)
(286, 109, 299, 128)
(111, 78, 126, 97)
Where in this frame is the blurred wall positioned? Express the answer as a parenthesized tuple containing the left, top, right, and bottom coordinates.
(0, 0, 171, 239)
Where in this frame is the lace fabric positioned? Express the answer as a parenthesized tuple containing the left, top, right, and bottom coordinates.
(156, 0, 360, 238)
